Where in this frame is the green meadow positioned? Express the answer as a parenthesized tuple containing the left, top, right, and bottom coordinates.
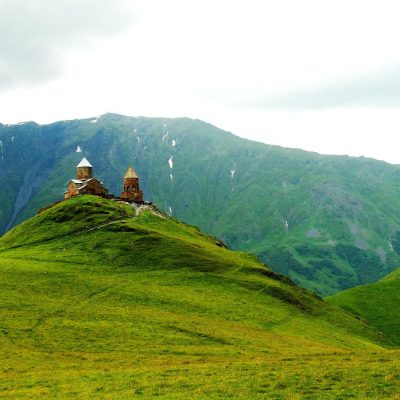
(1, 195, 400, 399)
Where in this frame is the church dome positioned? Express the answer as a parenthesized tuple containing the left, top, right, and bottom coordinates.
(77, 157, 92, 168)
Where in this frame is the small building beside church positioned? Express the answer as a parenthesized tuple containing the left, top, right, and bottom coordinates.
(120, 166, 143, 203)
(64, 157, 109, 200)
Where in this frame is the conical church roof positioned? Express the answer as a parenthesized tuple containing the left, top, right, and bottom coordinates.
(77, 157, 92, 168)
(124, 166, 138, 178)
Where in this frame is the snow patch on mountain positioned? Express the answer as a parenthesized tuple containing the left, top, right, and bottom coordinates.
(284, 220, 289, 230)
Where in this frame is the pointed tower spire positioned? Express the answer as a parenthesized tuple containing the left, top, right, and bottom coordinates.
(124, 166, 138, 179)
(77, 157, 92, 168)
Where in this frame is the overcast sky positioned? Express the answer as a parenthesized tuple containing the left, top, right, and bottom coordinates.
(1, 0, 400, 163)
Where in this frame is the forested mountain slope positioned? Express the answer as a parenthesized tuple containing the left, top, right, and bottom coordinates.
(2, 113, 400, 295)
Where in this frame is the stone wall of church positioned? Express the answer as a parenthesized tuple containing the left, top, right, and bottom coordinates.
(80, 179, 108, 196)
(121, 177, 143, 202)
(77, 167, 92, 180)
(64, 182, 78, 199)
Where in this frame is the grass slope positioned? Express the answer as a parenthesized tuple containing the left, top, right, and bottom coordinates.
(328, 268, 400, 346)
(2, 114, 400, 295)
(0, 195, 399, 399)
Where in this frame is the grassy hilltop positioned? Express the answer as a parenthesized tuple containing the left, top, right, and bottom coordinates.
(0, 195, 400, 399)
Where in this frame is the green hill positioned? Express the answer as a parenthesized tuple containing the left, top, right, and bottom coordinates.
(2, 114, 400, 295)
(0, 195, 400, 399)
(328, 268, 400, 346)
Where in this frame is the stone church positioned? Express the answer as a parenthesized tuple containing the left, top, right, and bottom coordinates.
(64, 158, 108, 200)
(64, 157, 143, 203)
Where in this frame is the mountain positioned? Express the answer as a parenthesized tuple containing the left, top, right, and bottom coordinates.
(0, 195, 398, 399)
(328, 268, 400, 346)
(2, 113, 400, 295)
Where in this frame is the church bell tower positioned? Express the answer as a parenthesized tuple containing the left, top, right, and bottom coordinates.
(121, 166, 143, 202)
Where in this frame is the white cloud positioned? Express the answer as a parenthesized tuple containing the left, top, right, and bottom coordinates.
(1, 0, 400, 163)
(0, 0, 135, 88)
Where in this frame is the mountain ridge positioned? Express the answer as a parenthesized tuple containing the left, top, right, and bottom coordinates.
(2, 113, 400, 295)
